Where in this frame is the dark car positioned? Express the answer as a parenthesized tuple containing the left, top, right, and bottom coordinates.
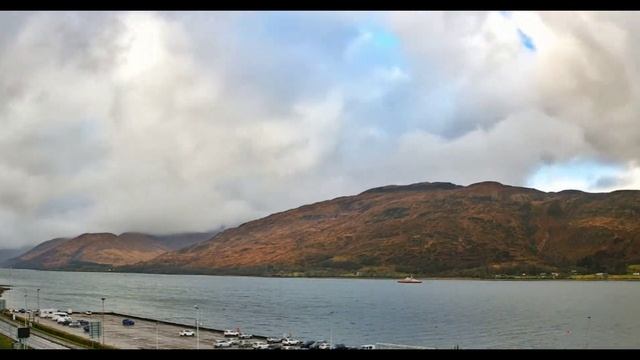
(122, 319, 135, 326)
(68, 321, 81, 328)
(301, 341, 315, 349)
(78, 320, 90, 326)
(83, 325, 90, 333)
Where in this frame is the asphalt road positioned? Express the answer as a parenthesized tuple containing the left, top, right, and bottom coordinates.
(0, 317, 69, 349)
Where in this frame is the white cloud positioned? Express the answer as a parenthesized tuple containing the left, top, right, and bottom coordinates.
(1, 11, 640, 248)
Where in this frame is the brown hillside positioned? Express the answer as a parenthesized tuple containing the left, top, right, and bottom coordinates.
(12, 233, 171, 270)
(10, 231, 220, 271)
(129, 181, 640, 276)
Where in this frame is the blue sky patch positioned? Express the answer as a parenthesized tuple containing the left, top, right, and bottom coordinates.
(517, 29, 536, 51)
(526, 159, 624, 191)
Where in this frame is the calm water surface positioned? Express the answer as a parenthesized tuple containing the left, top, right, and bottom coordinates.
(1, 269, 638, 348)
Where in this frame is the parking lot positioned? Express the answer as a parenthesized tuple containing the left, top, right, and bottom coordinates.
(15, 311, 275, 349)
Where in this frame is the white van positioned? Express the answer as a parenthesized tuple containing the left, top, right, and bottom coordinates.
(51, 312, 68, 321)
(40, 309, 58, 318)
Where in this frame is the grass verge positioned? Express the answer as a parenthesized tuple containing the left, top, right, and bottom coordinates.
(0, 332, 14, 349)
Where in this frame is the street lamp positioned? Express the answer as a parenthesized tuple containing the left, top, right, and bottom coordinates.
(36, 289, 40, 323)
(101, 297, 106, 345)
(194, 305, 200, 350)
(23, 292, 27, 326)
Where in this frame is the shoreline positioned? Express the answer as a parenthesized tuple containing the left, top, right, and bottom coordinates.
(3, 268, 640, 281)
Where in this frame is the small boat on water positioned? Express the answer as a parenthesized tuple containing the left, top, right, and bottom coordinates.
(398, 274, 422, 284)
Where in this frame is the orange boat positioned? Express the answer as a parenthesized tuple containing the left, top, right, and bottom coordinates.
(397, 274, 422, 284)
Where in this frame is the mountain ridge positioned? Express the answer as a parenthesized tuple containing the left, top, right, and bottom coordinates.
(124, 181, 640, 277)
(7, 231, 217, 270)
(8, 181, 640, 277)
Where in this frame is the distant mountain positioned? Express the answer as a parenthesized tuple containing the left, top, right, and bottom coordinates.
(0, 245, 33, 267)
(125, 181, 640, 277)
(9, 231, 218, 271)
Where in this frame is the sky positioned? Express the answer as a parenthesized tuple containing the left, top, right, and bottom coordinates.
(1, 11, 640, 248)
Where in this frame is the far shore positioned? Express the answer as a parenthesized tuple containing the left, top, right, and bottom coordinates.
(3, 267, 640, 281)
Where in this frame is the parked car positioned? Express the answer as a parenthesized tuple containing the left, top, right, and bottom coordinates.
(40, 309, 59, 319)
(282, 338, 301, 346)
(83, 325, 90, 333)
(360, 344, 375, 350)
(223, 329, 240, 337)
(78, 320, 90, 326)
(238, 340, 253, 348)
(214, 340, 233, 348)
(315, 341, 331, 350)
(57, 317, 72, 325)
(301, 341, 315, 349)
(51, 312, 68, 321)
(230, 338, 242, 346)
(239, 333, 253, 339)
(84, 311, 92, 315)
(252, 341, 269, 350)
(179, 330, 195, 337)
(266, 337, 282, 343)
(68, 321, 81, 328)
(122, 319, 135, 326)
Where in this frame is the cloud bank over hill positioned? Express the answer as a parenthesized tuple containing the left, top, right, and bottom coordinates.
(1, 11, 639, 248)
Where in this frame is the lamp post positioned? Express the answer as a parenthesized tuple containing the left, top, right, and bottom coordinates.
(23, 292, 27, 326)
(101, 297, 106, 345)
(584, 316, 592, 349)
(36, 289, 40, 323)
(194, 305, 200, 350)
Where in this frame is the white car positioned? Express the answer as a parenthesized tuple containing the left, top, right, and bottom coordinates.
(179, 330, 195, 337)
(239, 333, 252, 339)
(223, 338, 238, 346)
(317, 342, 331, 350)
(223, 329, 240, 337)
(252, 342, 269, 350)
(57, 316, 72, 324)
(84, 311, 92, 315)
(214, 340, 233, 348)
(282, 338, 301, 346)
(51, 312, 68, 321)
(266, 337, 282, 343)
